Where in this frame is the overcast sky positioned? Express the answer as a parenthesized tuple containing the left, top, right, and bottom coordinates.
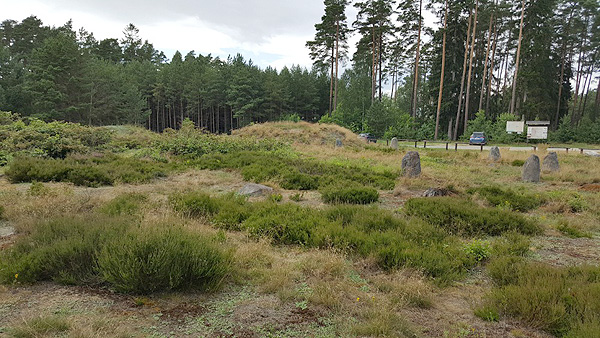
(2, 0, 353, 70)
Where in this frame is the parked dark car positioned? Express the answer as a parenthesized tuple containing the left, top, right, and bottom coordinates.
(469, 132, 487, 145)
(358, 133, 377, 143)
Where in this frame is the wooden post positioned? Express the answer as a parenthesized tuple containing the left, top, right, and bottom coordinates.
(455, 143, 458, 151)
(446, 142, 449, 150)
(480, 145, 484, 152)
(424, 141, 427, 148)
(566, 148, 569, 154)
(414, 141, 418, 148)
(580, 148, 584, 154)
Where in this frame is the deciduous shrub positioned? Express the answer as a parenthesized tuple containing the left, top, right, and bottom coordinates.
(404, 197, 540, 236)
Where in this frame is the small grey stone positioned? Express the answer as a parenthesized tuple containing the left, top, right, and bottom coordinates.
(542, 152, 560, 172)
(238, 183, 273, 197)
(335, 139, 343, 148)
(390, 137, 399, 150)
(489, 146, 501, 162)
(522, 155, 541, 183)
(0, 226, 15, 238)
(423, 188, 450, 197)
(402, 151, 421, 178)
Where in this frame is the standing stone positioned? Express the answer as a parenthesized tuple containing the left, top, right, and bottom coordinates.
(335, 139, 343, 148)
(542, 152, 560, 172)
(522, 155, 541, 183)
(390, 137, 399, 150)
(402, 151, 421, 178)
(238, 183, 273, 197)
(489, 146, 501, 162)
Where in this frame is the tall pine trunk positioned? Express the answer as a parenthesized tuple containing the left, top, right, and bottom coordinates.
(434, 0, 448, 140)
(479, 7, 494, 112)
(509, 0, 525, 117)
(334, 20, 340, 112)
(454, 9, 473, 140)
(463, 0, 479, 134)
(411, 0, 423, 119)
(486, 18, 498, 115)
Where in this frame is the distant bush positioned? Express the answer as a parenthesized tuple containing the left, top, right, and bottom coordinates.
(0, 216, 232, 295)
(320, 184, 379, 204)
(170, 191, 221, 217)
(6, 154, 172, 187)
(192, 151, 397, 191)
(511, 160, 525, 167)
(484, 257, 600, 336)
(99, 227, 231, 294)
(404, 197, 540, 236)
(468, 186, 546, 212)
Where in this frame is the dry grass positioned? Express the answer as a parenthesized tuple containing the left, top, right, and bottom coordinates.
(233, 121, 366, 147)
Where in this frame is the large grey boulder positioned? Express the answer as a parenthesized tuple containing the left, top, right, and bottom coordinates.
(489, 146, 501, 162)
(238, 183, 273, 197)
(402, 151, 421, 178)
(522, 155, 541, 183)
(390, 137, 399, 150)
(542, 152, 560, 172)
(335, 139, 343, 148)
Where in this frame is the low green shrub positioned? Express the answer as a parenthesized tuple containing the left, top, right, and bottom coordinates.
(404, 197, 540, 236)
(280, 172, 319, 190)
(490, 231, 531, 257)
(484, 258, 600, 336)
(173, 193, 474, 285)
(468, 186, 545, 212)
(100, 193, 147, 216)
(463, 239, 491, 263)
(170, 191, 221, 217)
(98, 227, 231, 294)
(557, 221, 592, 239)
(511, 160, 525, 167)
(320, 184, 379, 204)
(6, 155, 172, 187)
(0, 216, 232, 295)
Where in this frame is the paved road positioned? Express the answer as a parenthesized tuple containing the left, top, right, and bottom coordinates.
(396, 142, 600, 157)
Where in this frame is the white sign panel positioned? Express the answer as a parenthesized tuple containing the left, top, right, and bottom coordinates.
(527, 127, 548, 140)
(506, 121, 525, 134)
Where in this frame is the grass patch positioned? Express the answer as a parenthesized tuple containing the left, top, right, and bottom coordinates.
(468, 185, 546, 212)
(99, 193, 147, 216)
(404, 197, 541, 236)
(6, 154, 173, 187)
(0, 215, 232, 294)
(484, 257, 600, 337)
(556, 221, 592, 239)
(9, 315, 70, 338)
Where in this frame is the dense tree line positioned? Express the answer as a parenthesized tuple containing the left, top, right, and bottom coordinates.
(1, 0, 599, 143)
(0, 17, 329, 132)
(310, 0, 600, 142)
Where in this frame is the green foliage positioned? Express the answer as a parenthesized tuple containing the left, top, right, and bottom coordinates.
(100, 193, 147, 216)
(511, 160, 525, 167)
(170, 191, 221, 217)
(6, 154, 172, 187)
(98, 227, 231, 294)
(557, 221, 592, 239)
(463, 239, 491, 263)
(0, 216, 232, 295)
(320, 183, 379, 204)
(193, 151, 397, 191)
(0, 115, 113, 158)
(27, 181, 52, 196)
(485, 258, 600, 336)
(403, 197, 541, 236)
(268, 193, 283, 203)
(468, 186, 546, 212)
(173, 193, 475, 285)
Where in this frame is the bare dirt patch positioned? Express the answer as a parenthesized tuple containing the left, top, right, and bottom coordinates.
(531, 235, 600, 267)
